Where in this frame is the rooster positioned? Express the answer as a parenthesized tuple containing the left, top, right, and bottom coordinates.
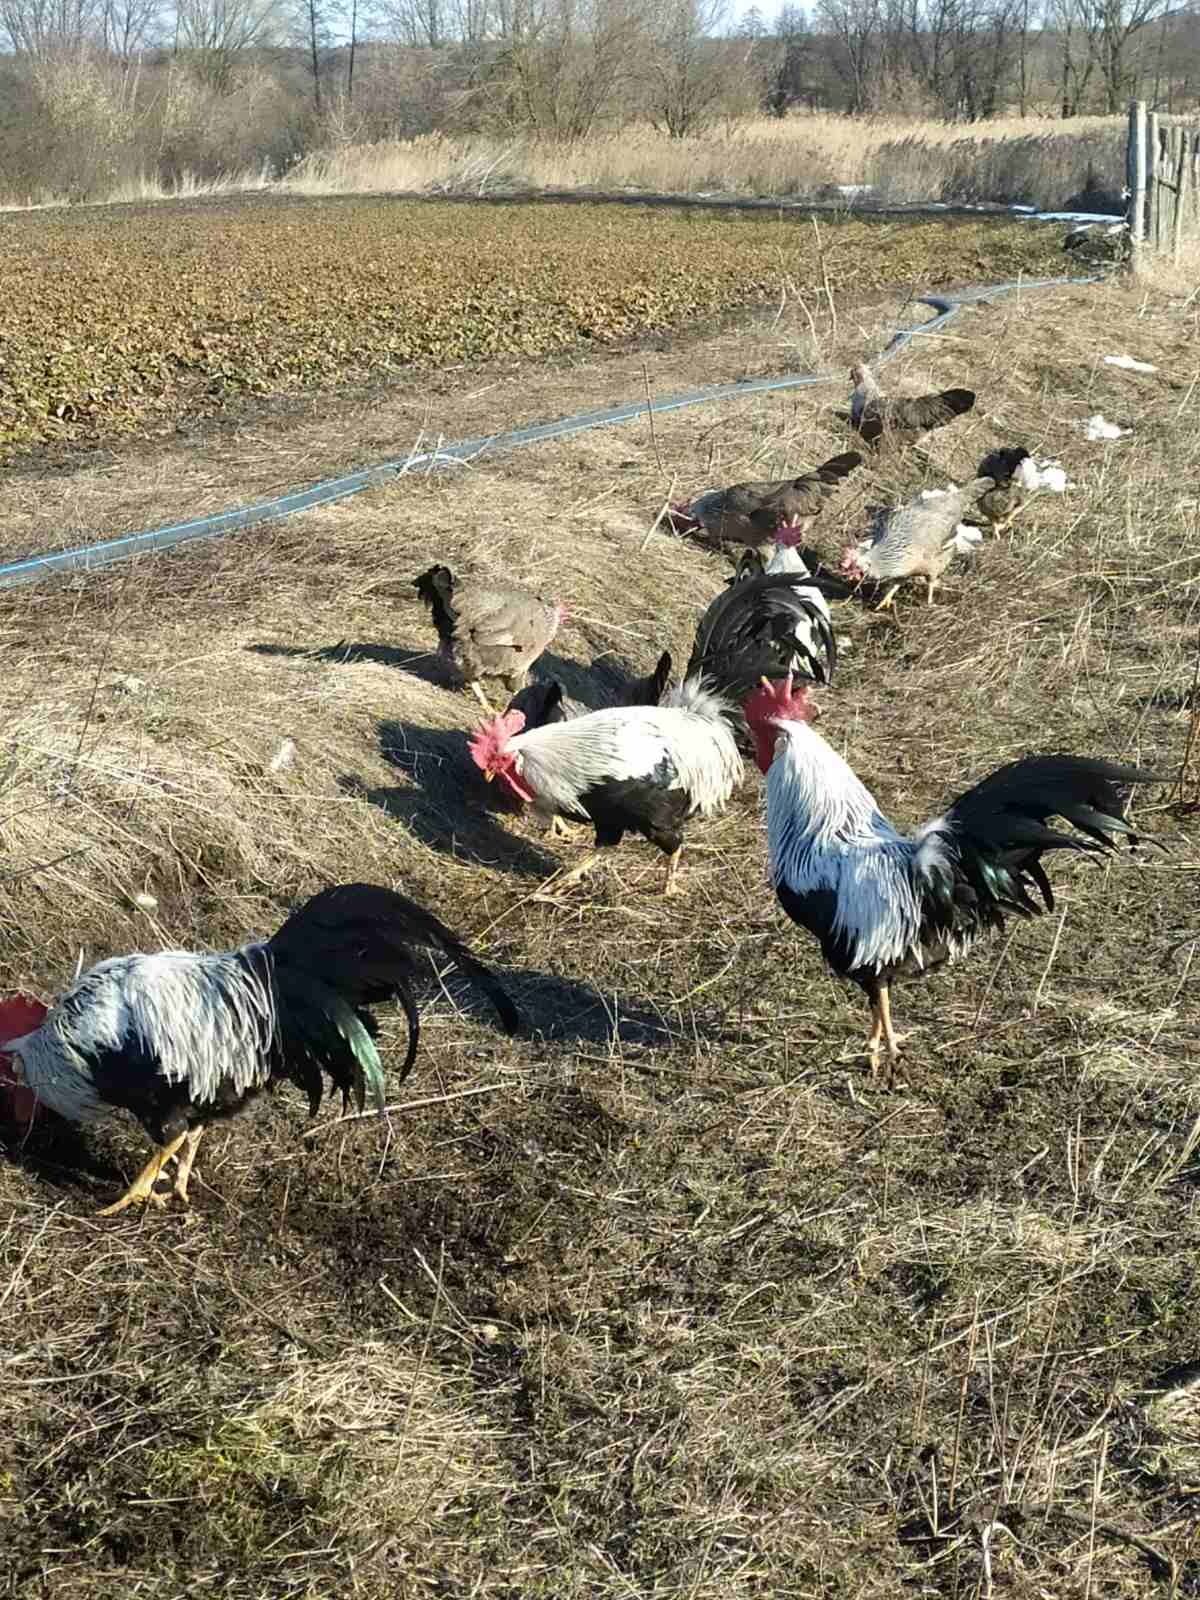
(840, 479, 994, 610)
(0, 884, 520, 1213)
(414, 564, 567, 711)
(668, 451, 863, 560)
(847, 363, 976, 449)
(744, 676, 1161, 1081)
(502, 654, 674, 839)
(469, 679, 742, 895)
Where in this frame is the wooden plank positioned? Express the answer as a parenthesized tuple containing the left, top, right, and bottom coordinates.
(1148, 111, 1160, 250)
(1173, 130, 1188, 262)
(1128, 100, 1148, 268)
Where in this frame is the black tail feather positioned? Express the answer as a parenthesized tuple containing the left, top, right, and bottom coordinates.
(269, 883, 522, 1040)
(687, 570, 838, 697)
(413, 565, 458, 651)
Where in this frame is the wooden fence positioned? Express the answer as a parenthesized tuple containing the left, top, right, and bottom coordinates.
(1127, 99, 1200, 267)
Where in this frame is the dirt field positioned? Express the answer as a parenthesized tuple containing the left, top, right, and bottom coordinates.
(0, 269, 1197, 1598)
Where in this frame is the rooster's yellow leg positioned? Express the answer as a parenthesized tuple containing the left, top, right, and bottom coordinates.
(469, 681, 495, 713)
(926, 576, 937, 606)
(873, 584, 899, 612)
(548, 814, 572, 840)
(171, 1126, 206, 1206)
(870, 985, 908, 1088)
(97, 1131, 189, 1216)
(663, 847, 683, 897)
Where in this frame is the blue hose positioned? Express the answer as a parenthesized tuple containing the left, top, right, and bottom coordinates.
(0, 274, 1090, 591)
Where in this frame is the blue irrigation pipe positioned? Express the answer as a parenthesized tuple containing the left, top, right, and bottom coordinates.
(0, 274, 1092, 592)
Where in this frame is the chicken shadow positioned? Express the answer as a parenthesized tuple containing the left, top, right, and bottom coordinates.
(341, 717, 559, 878)
(0, 1113, 128, 1202)
(248, 638, 457, 692)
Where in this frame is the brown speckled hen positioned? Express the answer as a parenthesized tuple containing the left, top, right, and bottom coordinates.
(414, 565, 568, 712)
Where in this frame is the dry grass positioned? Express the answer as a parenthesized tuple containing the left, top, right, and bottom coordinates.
(0, 111, 1129, 214)
(286, 112, 1127, 210)
(0, 273, 1198, 1597)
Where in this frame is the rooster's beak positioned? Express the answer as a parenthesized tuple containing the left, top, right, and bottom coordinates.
(483, 771, 494, 783)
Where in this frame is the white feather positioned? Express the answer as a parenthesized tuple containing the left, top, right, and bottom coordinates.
(765, 719, 974, 974)
(11, 950, 277, 1126)
(763, 544, 811, 577)
(505, 686, 742, 821)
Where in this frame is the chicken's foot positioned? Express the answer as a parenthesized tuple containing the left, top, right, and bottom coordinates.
(97, 1130, 189, 1216)
(541, 850, 603, 897)
(865, 984, 908, 1089)
(873, 584, 900, 613)
(469, 681, 495, 713)
(171, 1126, 206, 1206)
(663, 847, 683, 897)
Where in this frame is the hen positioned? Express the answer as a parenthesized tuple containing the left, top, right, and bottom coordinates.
(745, 675, 1161, 1080)
(0, 884, 519, 1213)
(848, 363, 976, 448)
(975, 446, 1069, 535)
(414, 564, 567, 711)
(669, 451, 863, 560)
(840, 479, 994, 610)
(469, 679, 742, 896)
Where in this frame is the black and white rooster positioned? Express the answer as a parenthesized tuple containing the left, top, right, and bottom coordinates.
(469, 677, 742, 896)
(744, 675, 1161, 1080)
(0, 884, 520, 1213)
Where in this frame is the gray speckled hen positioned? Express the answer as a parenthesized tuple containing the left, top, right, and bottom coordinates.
(414, 564, 567, 711)
(848, 363, 975, 448)
(670, 451, 863, 559)
(840, 478, 995, 610)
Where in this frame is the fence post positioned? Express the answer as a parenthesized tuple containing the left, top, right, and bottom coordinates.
(1127, 99, 1147, 271)
(1171, 128, 1187, 263)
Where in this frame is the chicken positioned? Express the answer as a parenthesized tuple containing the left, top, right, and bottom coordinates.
(414, 564, 567, 711)
(668, 451, 863, 560)
(731, 529, 814, 583)
(468, 678, 742, 896)
(975, 446, 1069, 535)
(847, 363, 976, 448)
(687, 568, 837, 709)
(839, 479, 994, 610)
(744, 675, 1161, 1081)
(0, 884, 520, 1213)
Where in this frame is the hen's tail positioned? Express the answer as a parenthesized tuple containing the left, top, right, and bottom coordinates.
(412, 565, 458, 649)
(686, 570, 838, 698)
(620, 650, 673, 707)
(269, 883, 520, 1103)
(803, 450, 864, 489)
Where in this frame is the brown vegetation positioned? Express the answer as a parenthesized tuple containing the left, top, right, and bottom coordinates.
(0, 196, 1065, 464)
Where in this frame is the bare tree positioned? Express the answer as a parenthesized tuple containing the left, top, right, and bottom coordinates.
(100, 0, 163, 57)
(174, 0, 286, 86)
(816, 0, 882, 110)
(0, 0, 102, 55)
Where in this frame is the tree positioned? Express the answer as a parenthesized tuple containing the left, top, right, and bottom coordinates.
(0, 0, 102, 56)
(766, 3, 815, 112)
(174, 0, 286, 87)
(643, 0, 731, 135)
(816, 0, 882, 111)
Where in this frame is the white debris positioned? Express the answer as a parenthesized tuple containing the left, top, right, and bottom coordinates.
(918, 485, 957, 501)
(1085, 414, 1131, 441)
(1103, 354, 1157, 373)
(268, 737, 298, 775)
(1014, 457, 1071, 493)
(133, 892, 158, 911)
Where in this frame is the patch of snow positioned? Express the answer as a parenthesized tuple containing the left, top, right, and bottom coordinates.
(918, 485, 957, 500)
(1033, 210, 1128, 224)
(835, 184, 874, 197)
(1085, 414, 1131, 441)
(1104, 354, 1157, 373)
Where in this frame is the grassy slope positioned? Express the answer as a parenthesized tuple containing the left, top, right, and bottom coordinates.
(0, 274, 1197, 1598)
